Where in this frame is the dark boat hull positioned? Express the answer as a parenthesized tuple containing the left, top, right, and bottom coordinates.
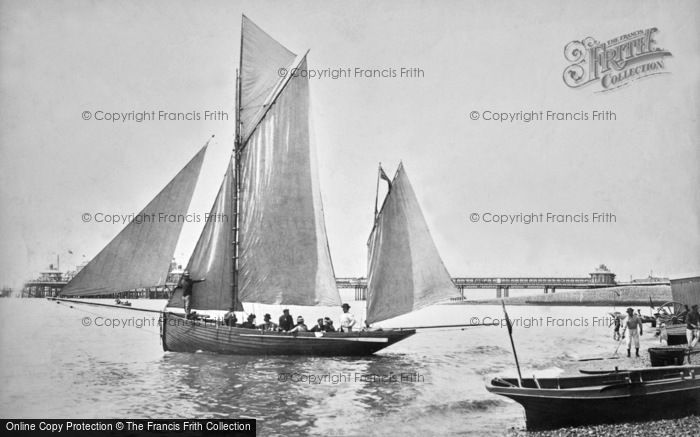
(161, 312, 415, 356)
(487, 366, 700, 431)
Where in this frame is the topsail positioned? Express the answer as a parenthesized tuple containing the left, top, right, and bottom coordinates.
(239, 15, 297, 142)
(366, 163, 460, 324)
(60, 145, 208, 297)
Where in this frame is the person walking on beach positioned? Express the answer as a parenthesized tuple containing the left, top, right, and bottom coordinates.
(622, 307, 643, 357)
(613, 316, 621, 341)
(686, 304, 699, 348)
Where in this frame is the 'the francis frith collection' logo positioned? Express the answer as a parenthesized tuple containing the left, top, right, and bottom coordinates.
(563, 28, 672, 92)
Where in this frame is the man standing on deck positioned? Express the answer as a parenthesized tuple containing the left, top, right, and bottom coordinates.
(622, 307, 643, 357)
(177, 271, 205, 318)
(686, 304, 699, 348)
(340, 303, 356, 332)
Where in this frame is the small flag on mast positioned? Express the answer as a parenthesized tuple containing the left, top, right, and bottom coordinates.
(379, 166, 392, 191)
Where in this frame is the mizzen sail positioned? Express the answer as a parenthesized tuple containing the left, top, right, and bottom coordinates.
(366, 163, 460, 324)
(237, 51, 341, 306)
(60, 145, 207, 297)
(167, 159, 241, 311)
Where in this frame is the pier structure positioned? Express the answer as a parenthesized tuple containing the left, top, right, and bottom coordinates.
(337, 265, 625, 300)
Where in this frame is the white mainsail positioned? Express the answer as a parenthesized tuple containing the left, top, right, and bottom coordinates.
(237, 54, 341, 306)
(60, 144, 208, 297)
(366, 163, 460, 324)
(179, 17, 341, 309)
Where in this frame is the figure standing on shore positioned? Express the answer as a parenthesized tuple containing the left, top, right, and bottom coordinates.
(613, 316, 621, 341)
(659, 323, 668, 345)
(622, 307, 643, 357)
(686, 304, 699, 348)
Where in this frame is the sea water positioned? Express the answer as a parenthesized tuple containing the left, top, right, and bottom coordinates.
(0, 299, 660, 436)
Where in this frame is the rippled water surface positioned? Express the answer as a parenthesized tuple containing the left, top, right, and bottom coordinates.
(0, 299, 658, 435)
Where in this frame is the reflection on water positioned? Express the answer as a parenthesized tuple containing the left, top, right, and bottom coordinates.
(0, 299, 656, 435)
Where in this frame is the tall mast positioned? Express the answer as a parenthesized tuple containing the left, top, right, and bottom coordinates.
(232, 19, 244, 311)
(231, 69, 240, 310)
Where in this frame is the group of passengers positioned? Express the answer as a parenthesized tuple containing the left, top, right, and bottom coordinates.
(222, 303, 357, 333)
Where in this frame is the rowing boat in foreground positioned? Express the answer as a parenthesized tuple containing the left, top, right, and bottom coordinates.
(486, 365, 700, 430)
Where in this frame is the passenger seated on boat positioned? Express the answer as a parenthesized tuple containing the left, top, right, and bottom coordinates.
(310, 318, 325, 332)
(323, 317, 336, 332)
(115, 298, 121, 304)
(224, 310, 237, 327)
(289, 316, 308, 333)
(257, 313, 278, 331)
(279, 309, 294, 332)
(241, 314, 257, 329)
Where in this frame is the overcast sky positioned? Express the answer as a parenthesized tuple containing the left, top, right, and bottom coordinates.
(1, 0, 698, 290)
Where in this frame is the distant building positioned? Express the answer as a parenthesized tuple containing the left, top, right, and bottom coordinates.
(631, 271, 670, 284)
(589, 264, 616, 285)
(670, 276, 700, 307)
(22, 264, 73, 297)
(166, 259, 184, 288)
(23, 259, 183, 298)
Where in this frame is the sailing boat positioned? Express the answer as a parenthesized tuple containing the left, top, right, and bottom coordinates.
(61, 16, 459, 356)
(160, 17, 460, 355)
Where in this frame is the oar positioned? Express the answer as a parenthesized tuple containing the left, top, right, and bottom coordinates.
(501, 300, 523, 387)
(613, 326, 628, 355)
